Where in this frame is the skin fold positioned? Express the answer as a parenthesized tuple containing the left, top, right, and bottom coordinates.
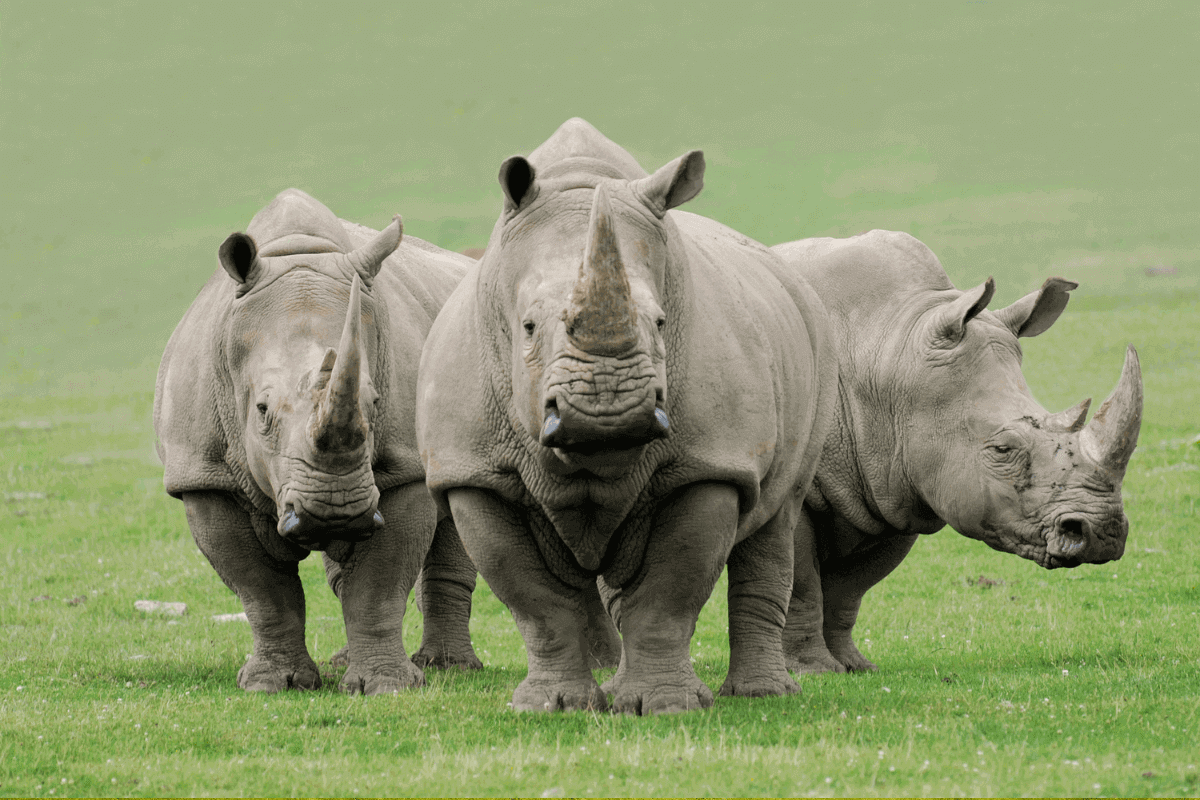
(155, 189, 481, 694)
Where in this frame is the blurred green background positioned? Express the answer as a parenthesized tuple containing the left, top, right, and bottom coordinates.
(3, 1, 1196, 408)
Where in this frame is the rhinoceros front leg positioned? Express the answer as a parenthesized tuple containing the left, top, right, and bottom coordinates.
(182, 491, 320, 692)
(604, 482, 739, 715)
(447, 487, 606, 713)
(719, 500, 800, 697)
(412, 515, 483, 671)
(820, 533, 918, 672)
(324, 481, 433, 695)
(783, 509, 845, 675)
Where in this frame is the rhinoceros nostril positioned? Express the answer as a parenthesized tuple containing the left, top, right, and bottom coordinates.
(1058, 517, 1089, 541)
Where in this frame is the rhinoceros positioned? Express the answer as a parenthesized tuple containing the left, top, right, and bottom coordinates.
(416, 118, 837, 714)
(154, 188, 481, 693)
(771, 230, 1142, 674)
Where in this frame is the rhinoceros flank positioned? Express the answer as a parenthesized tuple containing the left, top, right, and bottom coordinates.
(417, 119, 837, 714)
(772, 230, 1142, 674)
(155, 188, 481, 694)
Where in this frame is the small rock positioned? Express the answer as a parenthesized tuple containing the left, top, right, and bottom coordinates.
(211, 612, 248, 623)
(135, 600, 187, 616)
(6, 492, 48, 502)
(67, 596, 87, 606)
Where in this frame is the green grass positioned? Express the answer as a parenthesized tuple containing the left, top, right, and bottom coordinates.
(2, 1, 1198, 796)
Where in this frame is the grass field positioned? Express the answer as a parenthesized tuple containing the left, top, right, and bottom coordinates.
(2, 2, 1198, 796)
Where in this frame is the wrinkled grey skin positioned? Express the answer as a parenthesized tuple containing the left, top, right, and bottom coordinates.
(417, 119, 836, 714)
(155, 189, 481, 694)
(772, 230, 1143, 674)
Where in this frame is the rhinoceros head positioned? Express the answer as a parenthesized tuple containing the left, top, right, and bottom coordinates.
(898, 275, 1143, 568)
(483, 147, 704, 477)
(215, 197, 402, 549)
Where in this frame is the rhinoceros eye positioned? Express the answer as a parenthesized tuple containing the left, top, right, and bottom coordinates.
(523, 320, 536, 336)
(256, 401, 268, 417)
(656, 317, 666, 331)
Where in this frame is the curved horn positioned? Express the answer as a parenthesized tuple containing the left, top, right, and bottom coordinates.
(345, 215, 403, 285)
(310, 274, 367, 453)
(563, 183, 639, 357)
(1079, 346, 1143, 474)
(1045, 397, 1091, 433)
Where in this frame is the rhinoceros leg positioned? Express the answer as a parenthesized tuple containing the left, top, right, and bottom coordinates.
(447, 487, 607, 713)
(819, 533, 918, 672)
(603, 482, 739, 715)
(182, 491, 320, 692)
(411, 516, 483, 671)
(783, 509, 845, 675)
(323, 481, 432, 695)
(719, 500, 800, 697)
(581, 579, 622, 670)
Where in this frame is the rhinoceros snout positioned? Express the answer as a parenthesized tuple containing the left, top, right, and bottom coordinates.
(1044, 514, 1126, 568)
(277, 503, 384, 548)
(539, 397, 669, 451)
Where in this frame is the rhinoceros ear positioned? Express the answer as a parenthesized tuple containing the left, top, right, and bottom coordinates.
(218, 232, 262, 290)
(633, 150, 705, 218)
(933, 277, 995, 345)
(499, 156, 536, 212)
(993, 277, 1078, 338)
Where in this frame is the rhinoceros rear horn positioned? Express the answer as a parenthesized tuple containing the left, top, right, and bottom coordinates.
(933, 277, 995, 345)
(345, 215, 402, 285)
(310, 274, 367, 453)
(563, 183, 639, 357)
(995, 277, 1078, 338)
(1079, 345, 1143, 474)
(632, 150, 705, 218)
(1045, 397, 1092, 433)
(219, 232, 262, 291)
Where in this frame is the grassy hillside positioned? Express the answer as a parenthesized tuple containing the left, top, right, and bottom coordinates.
(1, 1, 1197, 796)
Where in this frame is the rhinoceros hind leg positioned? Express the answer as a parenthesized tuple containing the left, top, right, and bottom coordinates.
(820, 533, 918, 674)
(183, 491, 319, 692)
(412, 517, 483, 671)
(583, 579, 622, 670)
(719, 503, 800, 698)
(783, 509, 845, 675)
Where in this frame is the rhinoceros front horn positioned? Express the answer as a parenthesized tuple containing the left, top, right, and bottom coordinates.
(310, 275, 367, 453)
(563, 183, 639, 357)
(1079, 345, 1143, 474)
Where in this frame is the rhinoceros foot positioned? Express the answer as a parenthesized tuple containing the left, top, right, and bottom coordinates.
(411, 644, 483, 671)
(825, 631, 877, 673)
(340, 658, 426, 695)
(718, 670, 800, 699)
(237, 653, 322, 693)
(784, 641, 848, 676)
(327, 644, 350, 669)
(608, 672, 714, 715)
(511, 677, 608, 713)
